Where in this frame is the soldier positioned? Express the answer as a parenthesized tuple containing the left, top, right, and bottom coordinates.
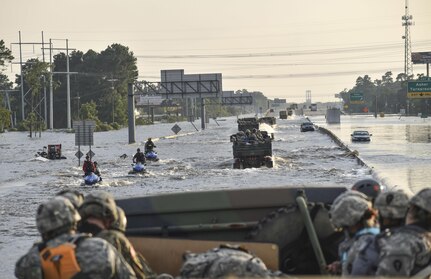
(179, 244, 285, 278)
(56, 189, 84, 209)
(327, 190, 379, 275)
(78, 192, 155, 279)
(352, 178, 384, 203)
(350, 189, 410, 275)
(376, 188, 431, 277)
(111, 206, 160, 279)
(15, 196, 136, 279)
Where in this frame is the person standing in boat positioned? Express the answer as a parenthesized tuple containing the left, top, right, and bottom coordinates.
(327, 190, 379, 276)
(133, 148, 146, 164)
(144, 138, 156, 154)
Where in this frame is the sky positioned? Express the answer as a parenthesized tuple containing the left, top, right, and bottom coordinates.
(1, 0, 430, 103)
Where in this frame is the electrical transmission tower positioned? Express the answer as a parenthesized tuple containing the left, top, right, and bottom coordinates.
(402, 0, 414, 78)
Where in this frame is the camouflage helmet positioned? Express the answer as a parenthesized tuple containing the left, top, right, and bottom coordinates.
(36, 197, 81, 235)
(110, 206, 127, 232)
(410, 188, 431, 213)
(79, 191, 118, 221)
(329, 190, 372, 228)
(180, 244, 270, 278)
(352, 178, 383, 200)
(56, 189, 84, 209)
(374, 190, 410, 219)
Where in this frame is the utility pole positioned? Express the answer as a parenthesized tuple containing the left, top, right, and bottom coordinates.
(402, 0, 413, 78)
(107, 76, 118, 123)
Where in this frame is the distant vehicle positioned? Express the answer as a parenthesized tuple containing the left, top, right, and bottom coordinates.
(279, 110, 287, 119)
(310, 103, 317, 111)
(237, 117, 259, 132)
(36, 144, 67, 160)
(351, 130, 372, 142)
(259, 116, 276, 126)
(300, 122, 315, 132)
(230, 131, 273, 169)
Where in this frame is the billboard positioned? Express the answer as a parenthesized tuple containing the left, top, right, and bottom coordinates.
(412, 52, 431, 64)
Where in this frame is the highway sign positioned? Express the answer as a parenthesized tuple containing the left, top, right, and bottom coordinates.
(171, 124, 181, 135)
(350, 92, 364, 104)
(407, 81, 431, 99)
(86, 150, 95, 158)
(412, 52, 431, 64)
(74, 120, 96, 146)
(75, 150, 83, 159)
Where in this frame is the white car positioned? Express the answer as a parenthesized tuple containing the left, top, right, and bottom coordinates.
(351, 130, 372, 142)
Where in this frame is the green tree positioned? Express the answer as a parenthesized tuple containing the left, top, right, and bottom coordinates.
(0, 40, 14, 69)
(0, 107, 11, 132)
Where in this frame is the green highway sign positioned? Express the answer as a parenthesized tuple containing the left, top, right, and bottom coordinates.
(350, 92, 364, 104)
(407, 81, 431, 99)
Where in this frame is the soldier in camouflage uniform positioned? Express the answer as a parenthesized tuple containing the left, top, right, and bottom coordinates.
(179, 244, 285, 278)
(15, 196, 136, 279)
(327, 190, 379, 275)
(56, 189, 84, 209)
(376, 188, 431, 276)
(78, 191, 155, 279)
(350, 189, 410, 275)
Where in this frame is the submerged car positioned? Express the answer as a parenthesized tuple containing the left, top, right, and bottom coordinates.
(300, 122, 315, 132)
(351, 130, 372, 141)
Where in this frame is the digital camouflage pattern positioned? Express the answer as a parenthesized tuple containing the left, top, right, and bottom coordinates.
(36, 197, 80, 235)
(410, 188, 431, 213)
(376, 225, 431, 276)
(179, 245, 282, 278)
(342, 228, 379, 275)
(329, 190, 371, 228)
(56, 189, 84, 209)
(111, 206, 127, 232)
(15, 233, 137, 279)
(374, 190, 410, 219)
(98, 229, 157, 279)
(79, 191, 118, 220)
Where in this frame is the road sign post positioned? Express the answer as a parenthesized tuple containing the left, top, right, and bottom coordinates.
(74, 120, 96, 166)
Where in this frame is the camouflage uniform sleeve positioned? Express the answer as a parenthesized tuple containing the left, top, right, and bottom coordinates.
(376, 233, 415, 276)
(14, 245, 43, 279)
(76, 237, 137, 279)
(98, 230, 148, 279)
(350, 236, 379, 276)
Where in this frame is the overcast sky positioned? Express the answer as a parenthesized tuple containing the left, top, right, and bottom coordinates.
(1, 0, 430, 102)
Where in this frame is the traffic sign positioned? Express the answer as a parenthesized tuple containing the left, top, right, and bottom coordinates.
(74, 120, 96, 146)
(75, 150, 83, 159)
(350, 92, 364, 104)
(407, 81, 431, 99)
(171, 124, 181, 135)
(86, 150, 95, 158)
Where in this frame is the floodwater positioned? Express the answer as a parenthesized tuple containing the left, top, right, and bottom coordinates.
(1, 113, 428, 277)
(312, 114, 431, 193)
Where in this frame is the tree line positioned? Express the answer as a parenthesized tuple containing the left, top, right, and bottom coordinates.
(339, 71, 430, 115)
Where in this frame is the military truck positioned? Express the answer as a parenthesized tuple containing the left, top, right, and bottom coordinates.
(259, 116, 276, 126)
(237, 117, 259, 132)
(117, 186, 345, 276)
(230, 131, 273, 169)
